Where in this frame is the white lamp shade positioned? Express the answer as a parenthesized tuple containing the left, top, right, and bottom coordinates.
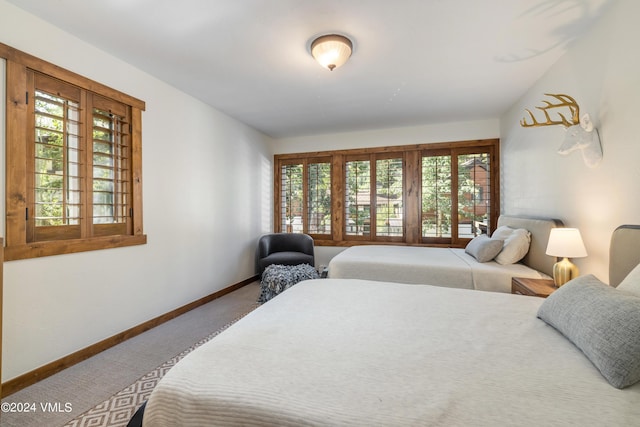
(546, 228, 588, 258)
(311, 34, 352, 71)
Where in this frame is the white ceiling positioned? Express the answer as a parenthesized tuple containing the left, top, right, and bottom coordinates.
(8, 0, 614, 138)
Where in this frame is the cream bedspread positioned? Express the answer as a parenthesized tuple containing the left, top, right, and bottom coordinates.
(327, 246, 549, 292)
(144, 279, 639, 427)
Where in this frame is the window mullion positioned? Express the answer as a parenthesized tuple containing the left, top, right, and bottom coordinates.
(302, 159, 309, 234)
(62, 99, 70, 225)
(25, 69, 36, 244)
(370, 154, 377, 240)
(130, 106, 144, 236)
(451, 150, 460, 243)
(114, 116, 124, 226)
(331, 154, 344, 241)
(404, 150, 420, 244)
(81, 92, 91, 238)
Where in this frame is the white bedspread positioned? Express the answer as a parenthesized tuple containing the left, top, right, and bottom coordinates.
(327, 245, 549, 292)
(144, 279, 640, 427)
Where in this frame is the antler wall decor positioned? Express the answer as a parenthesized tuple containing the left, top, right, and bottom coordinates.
(520, 93, 602, 167)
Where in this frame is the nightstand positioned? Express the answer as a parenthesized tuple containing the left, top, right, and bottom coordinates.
(511, 277, 558, 298)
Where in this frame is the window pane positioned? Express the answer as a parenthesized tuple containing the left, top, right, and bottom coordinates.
(421, 155, 452, 238)
(345, 160, 371, 236)
(33, 90, 81, 227)
(458, 153, 491, 237)
(94, 153, 114, 167)
(281, 164, 303, 233)
(35, 200, 62, 225)
(93, 191, 114, 205)
(36, 129, 63, 146)
(376, 158, 403, 237)
(307, 162, 331, 234)
(94, 141, 112, 154)
(92, 108, 129, 225)
(93, 166, 114, 180)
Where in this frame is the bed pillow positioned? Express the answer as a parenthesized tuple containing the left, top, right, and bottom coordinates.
(493, 228, 531, 265)
(537, 274, 640, 389)
(616, 262, 640, 297)
(465, 235, 504, 262)
(491, 225, 515, 241)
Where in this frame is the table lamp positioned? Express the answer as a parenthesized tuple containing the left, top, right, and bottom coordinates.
(545, 228, 588, 286)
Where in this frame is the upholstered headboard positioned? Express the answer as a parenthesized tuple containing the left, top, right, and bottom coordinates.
(609, 225, 640, 287)
(496, 215, 564, 277)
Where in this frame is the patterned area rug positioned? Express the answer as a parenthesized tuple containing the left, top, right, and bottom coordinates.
(63, 311, 254, 427)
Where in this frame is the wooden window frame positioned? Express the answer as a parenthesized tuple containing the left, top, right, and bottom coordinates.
(274, 139, 500, 248)
(343, 154, 372, 242)
(276, 156, 333, 240)
(343, 152, 405, 243)
(306, 157, 332, 237)
(2, 43, 146, 261)
(420, 146, 497, 246)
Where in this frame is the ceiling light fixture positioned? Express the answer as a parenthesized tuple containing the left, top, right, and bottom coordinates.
(310, 34, 353, 71)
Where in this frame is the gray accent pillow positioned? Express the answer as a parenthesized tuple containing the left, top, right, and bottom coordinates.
(464, 235, 504, 262)
(537, 274, 640, 389)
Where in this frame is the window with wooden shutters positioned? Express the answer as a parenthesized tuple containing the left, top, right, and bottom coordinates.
(307, 161, 331, 235)
(457, 152, 492, 239)
(421, 153, 452, 241)
(345, 155, 403, 240)
(30, 82, 82, 242)
(274, 139, 498, 247)
(2, 43, 146, 260)
(345, 158, 371, 237)
(375, 156, 403, 238)
(91, 96, 132, 236)
(421, 148, 495, 244)
(280, 162, 303, 233)
(279, 159, 332, 236)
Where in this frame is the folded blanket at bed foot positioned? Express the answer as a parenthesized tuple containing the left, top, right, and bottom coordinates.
(259, 264, 319, 303)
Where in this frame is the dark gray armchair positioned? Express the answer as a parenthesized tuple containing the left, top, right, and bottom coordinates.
(257, 233, 315, 276)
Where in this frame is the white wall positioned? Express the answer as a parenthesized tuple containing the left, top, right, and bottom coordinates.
(274, 119, 499, 154)
(0, 1, 273, 382)
(500, 0, 640, 283)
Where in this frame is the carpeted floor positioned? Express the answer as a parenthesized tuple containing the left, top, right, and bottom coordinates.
(0, 282, 260, 427)
(62, 312, 251, 427)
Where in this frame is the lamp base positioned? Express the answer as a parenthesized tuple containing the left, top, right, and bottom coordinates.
(553, 257, 579, 287)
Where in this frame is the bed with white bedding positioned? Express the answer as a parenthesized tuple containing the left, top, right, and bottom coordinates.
(139, 225, 640, 427)
(327, 215, 563, 292)
(326, 245, 551, 292)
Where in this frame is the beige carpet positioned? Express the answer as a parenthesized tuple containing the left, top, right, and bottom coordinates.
(63, 311, 253, 427)
(0, 282, 261, 427)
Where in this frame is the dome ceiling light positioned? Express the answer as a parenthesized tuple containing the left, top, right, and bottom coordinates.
(310, 34, 353, 71)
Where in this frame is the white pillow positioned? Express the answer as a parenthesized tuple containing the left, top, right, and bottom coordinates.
(617, 262, 640, 297)
(494, 228, 531, 265)
(491, 225, 515, 241)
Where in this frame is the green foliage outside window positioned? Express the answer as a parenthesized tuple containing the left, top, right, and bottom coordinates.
(422, 155, 452, 237)
(345, 160, 370, 235)
(34, 91, 80, 226)
(422, 153, 491, 238)
(375, 158, 403, 236)
(308, 163, 331, 234)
